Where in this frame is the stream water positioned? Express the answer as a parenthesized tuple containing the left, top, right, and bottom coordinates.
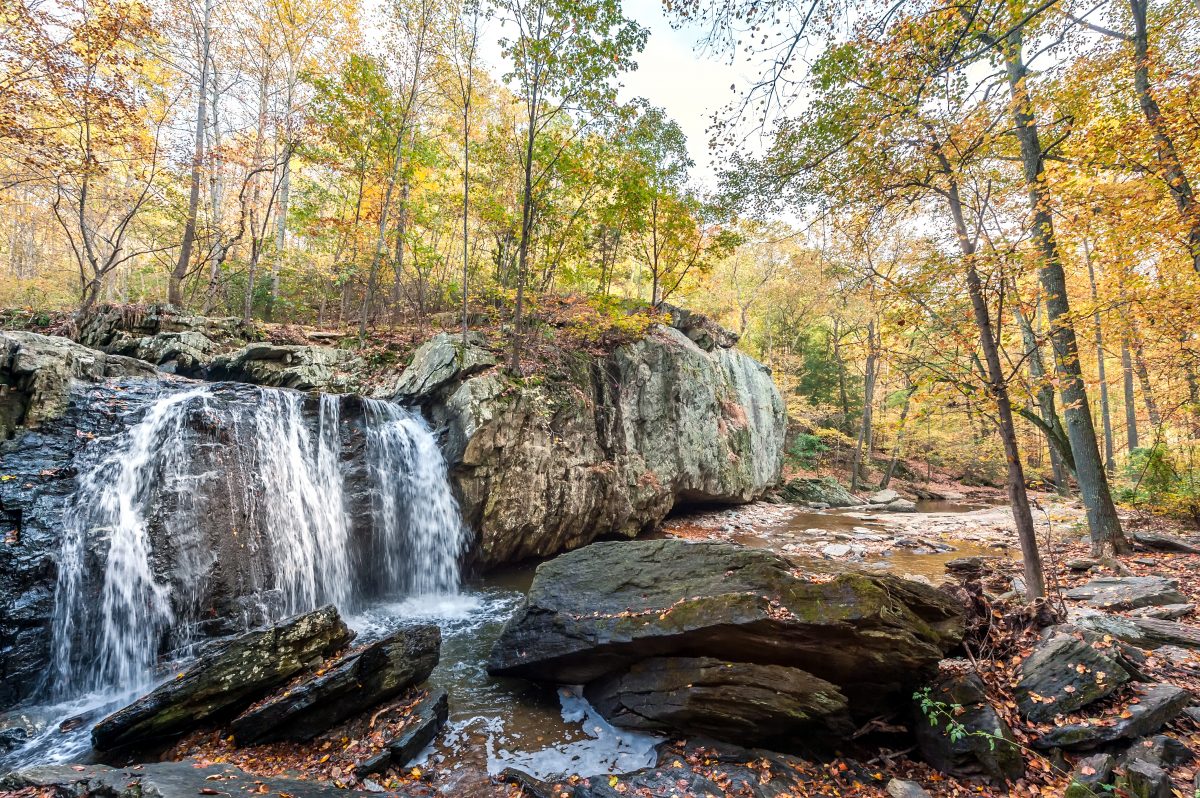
(0, 382, 1002, 780)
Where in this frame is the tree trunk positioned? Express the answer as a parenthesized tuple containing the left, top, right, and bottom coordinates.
(880, 381, 915, 490)
(1131, 335, 1162, 429)
(1015, 304, 1071, 494)
(511, 82, 539, 372)
(1122, 338, 1140, 452)
(170, 0, 212, 307)
(1128, 0, 1200, 274)
(850, 319, 877, 492)
(1003, 38, 1127, 557)
(1084, 243, 1116, 473)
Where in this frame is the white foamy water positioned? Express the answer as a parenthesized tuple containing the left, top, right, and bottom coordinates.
(5, 384, 469, 771)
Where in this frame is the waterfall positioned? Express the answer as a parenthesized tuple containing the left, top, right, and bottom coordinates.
(48, 384, 465, 700)
(364, 399, 469, 597)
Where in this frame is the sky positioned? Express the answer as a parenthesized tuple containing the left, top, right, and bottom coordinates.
(474, 0, 747, 187)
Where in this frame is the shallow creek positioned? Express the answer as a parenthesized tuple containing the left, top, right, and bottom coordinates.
(1, 499, 1014, 785)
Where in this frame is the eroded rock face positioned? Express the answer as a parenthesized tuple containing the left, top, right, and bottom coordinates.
(1016, 627, 1133, 723)
(0, 330, 157, 438)
(583, 656, 853, 742)
(391, 328, 787, 566)
(914, 668, 1023, 784)
(1064, 577, 1186, 611)
(231, 625, 440, 745)
(92, 606, 353, 751)
(488, 540, 963, 744)
(207, 343, 363, 392)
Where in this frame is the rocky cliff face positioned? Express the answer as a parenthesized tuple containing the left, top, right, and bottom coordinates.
(387, 325, 787, 566)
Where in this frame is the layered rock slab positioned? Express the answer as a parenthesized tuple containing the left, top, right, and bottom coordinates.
(92, 606, 352, 751)
(489, 539, 964, 740)
(231, 624, 440, 745)
(584, 656, 853, 742)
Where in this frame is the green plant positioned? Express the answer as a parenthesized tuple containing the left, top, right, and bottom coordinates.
(786, 433, 829, 469)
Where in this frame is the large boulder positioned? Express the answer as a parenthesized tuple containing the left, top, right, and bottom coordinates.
(913, 668, 1023, 783)
(1064, 577, 1186, 611)
(0, 330, 157, 438)
(778, 476, 862, 507)
(1032, 683, 1192, 750)
(583, 656, 853, 742)
(231, 625, 440, 745)
(208, 343, 363, 392)
(354, 688, 450, 777)
(489, 540, 964, 740)
(1015, 627, 1133, 723)
(392, 326, 788, 567)
(92, 606, 353, 751)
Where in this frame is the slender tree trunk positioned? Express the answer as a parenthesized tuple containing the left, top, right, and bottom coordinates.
(880, 381, 915, 490)
(1084, 243, 1116, 472)
(1131, 335, 1162, 429)
(938, 157, 1045, 599)
(361, 142, 404, 338)
(1128, 0, 1200, 274)
(461, 100, 470, 347)
(1015, 305, 1070, 494)
(1122, 338, 1140, 452)
(170, 0, 212, 307)
(512, 81, 539, 372)
(850, 320, 877, 492)
(1003, 38, 1127, 557)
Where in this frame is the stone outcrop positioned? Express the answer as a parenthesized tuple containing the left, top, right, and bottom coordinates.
(76, 304, 361, 391)
(778, 476, 862, 507)
(391, 328, 788, 566)
(92, 606, 353, 751)
(488, 540, 963, 744)
(913, 667, 1023, 784)
(231, 625, 440, 745)
(1031, 683, 1191, 750)
(1064, 577, 1186, 611)
(584, 657, 853, 742)
(0, 761, 396, 798)
(1, 330, 157, 438)
(207, 343, 363, 392)
(354, 688, 449, 777)
(1015, 627, 1133, 723)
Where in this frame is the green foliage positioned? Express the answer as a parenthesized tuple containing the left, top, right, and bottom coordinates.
(1117, 443, 1200, 522)
(786, 433, 830, 469)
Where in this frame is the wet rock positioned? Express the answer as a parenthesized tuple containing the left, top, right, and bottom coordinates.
(1073, 610, 1200, 650)
(1132, 603, 1195, 620)
(1032, 684, 1192, 750)
(231, 625, 440, 745)
(208, 343, 363, 392)
(1121, 734, 1192, 769)
(396, 325, 788, 567)
(779, 477, 861, 508)
(92, 606, 353, 751)
(1, 330, 157, 438)
(1015, 627, 1132, 723)
(882, 499, 917, 512)
(1063, 753, 1114, 798)
(0, 761, 397, 798)
(489, 540, 964, 723)
(821, 543, 853, 558)
(914, 668, 1023, 783)
(1064, 577, 1186, 611)
(354, 689, 449, 777)
(584, 656, 853, 743)
(868, 489, 900, 505)
(1115, 760, 1172, 798)
(886, 779, 931, 798)
(1132, 530, 1200, 554)
(534, 740, 839, 798)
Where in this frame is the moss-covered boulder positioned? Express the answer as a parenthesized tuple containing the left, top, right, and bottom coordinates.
(92, 606, 352, 751)
(488, 540, 963, 742)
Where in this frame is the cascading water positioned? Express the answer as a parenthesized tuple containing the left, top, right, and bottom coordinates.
(45, 383, 465, 704)
(364, 399, 469, 597)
